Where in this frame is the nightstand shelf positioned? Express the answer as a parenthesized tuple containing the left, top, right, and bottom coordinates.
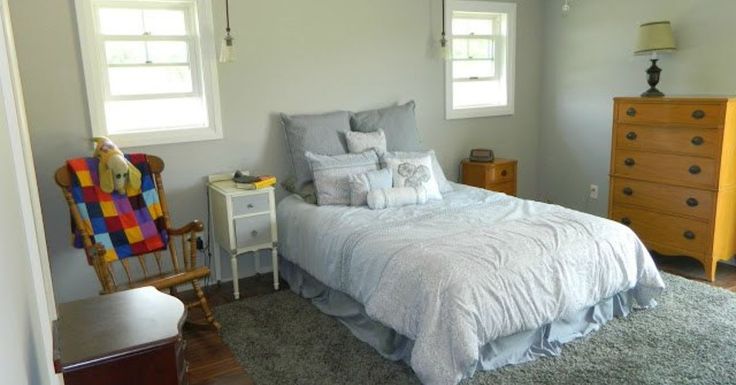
(461, 158, 518, 196)
(208, 181, 278, 299)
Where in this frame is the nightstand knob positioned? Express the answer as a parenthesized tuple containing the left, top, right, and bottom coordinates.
(501, 170, 508, 177)
(251, 230, 258, 237)
(247, 203, 254, 209)
(623, 187, 633, 196)
(621, 217, 632, 226)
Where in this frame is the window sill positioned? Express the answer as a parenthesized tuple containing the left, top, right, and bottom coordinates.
(446, 105, 514, 120)
(104, 126, 223, 148)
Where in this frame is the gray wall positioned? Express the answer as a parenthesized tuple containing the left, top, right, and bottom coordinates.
(9, 0, 544, 303)
(538, 0, 736, 215)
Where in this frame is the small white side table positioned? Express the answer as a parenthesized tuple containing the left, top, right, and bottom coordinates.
(208, 181, 278, 299)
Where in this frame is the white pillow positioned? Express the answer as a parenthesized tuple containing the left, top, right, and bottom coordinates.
(383, 153, 442, 201)
(345, 129, 387, 155)
(348, 168, 393, 207)
(383, 150, 452, 194)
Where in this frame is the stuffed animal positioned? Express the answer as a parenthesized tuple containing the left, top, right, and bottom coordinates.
(93, 137, 141, 195)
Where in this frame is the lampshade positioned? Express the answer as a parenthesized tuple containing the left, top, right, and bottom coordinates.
(635, 21, 676, 54)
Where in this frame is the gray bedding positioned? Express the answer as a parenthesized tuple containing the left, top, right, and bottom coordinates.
(277, 183, 665, 385)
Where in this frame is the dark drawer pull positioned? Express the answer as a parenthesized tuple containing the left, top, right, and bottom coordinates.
(626, 131, 638, 140)
(624, 158, 636, 166)
(689, 165, 701, 175)
(683, 231, 696, 240)
(626, 107, 637, 117)
(623, 187, 633, 196)
(692, 110, 706, 120)
(251, 230, 258, 237)
(686, 198, 699, 207)
(691, 136, 704, 146)
(621, 217, 632, 226)
(247, 203, 254, 209)
(501, 170, 508, 177)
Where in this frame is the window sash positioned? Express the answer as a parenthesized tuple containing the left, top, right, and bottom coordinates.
(92, 2, 203, 102)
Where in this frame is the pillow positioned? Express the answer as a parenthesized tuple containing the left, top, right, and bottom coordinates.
(305, 151, 380, 206)
(383, 153, 442, 201)
(367, 186, 429, 210)
(348, 168, 393, 206)
(345, 129, 387, 155)
(350, 101, 422, 151)
(281, 178, 317, 205)
(383, 150, 453, 194)
(281, 111, 351, 192)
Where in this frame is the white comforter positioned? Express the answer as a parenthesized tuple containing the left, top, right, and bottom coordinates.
(277, 184, 664, 385)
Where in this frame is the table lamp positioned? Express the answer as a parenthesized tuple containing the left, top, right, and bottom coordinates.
(635, 21, 676, 97)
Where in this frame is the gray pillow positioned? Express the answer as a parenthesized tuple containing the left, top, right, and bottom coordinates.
(383, 150, 453, 194)
(348, 168, 393, 207)
(282, 111, 351, 192)
(350, 101, 422, 151)
(305, 151, 380, 206)
(345, 129, 387, 155)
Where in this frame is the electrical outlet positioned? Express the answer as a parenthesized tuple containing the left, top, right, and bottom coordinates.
(589, 184, 599, 200)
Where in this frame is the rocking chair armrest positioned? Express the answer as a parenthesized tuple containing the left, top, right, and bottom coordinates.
(168, 220, 204, 236)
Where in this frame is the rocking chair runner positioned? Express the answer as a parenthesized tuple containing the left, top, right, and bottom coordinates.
(54, 154, 220, 330)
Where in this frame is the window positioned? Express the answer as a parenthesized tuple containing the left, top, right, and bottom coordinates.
(75, 0, 222, 147)
(445, 1, 516, 119)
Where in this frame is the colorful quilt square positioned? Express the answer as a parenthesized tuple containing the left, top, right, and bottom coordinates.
(145, 236, 165, 250)
(109, 230, 128, 245)
(76, 170, 93, 187)
(119, 211, 137, 229)
(100, 201, 117, 217)
(114, 244, 132, 259)
(82, 186, 97, 202)
(86, 202, 102, 218)
(129, 194, 146, 210)
(124, 226, 144, 243)
(139, 219, 158, 238)
(104, 216, 123, 232)
(90, 217, 107, 234)
(130, 241, 148, 255)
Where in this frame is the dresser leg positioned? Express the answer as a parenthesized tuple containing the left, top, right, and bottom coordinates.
(704, 259, 717, 282)
(231, 254, 240, 300)
(272, 247, 279, 291)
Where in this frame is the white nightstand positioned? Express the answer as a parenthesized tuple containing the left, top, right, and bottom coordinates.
(208, 181, 278, 299)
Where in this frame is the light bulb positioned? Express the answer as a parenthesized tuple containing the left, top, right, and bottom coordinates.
(219, 36, 235, 63)
(438, 35, 451, 61)
(562, 0, 571, 15)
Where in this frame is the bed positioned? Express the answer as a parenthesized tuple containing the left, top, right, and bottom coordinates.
(276, 183, 665, 385)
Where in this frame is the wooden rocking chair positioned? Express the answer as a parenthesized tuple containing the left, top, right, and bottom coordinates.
(55, 155, 220, 330)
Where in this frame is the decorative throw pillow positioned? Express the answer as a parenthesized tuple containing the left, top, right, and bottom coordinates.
(348, 168, 393, 206)
(305, 151, 380, 206)
(367, 186, 429, 210)
(281, 110, 351, 192)
(383, 153, 442, 201)
(350, 101, 422, 151)
(345, 129, 387, 155)
(383, 150, 453, 194)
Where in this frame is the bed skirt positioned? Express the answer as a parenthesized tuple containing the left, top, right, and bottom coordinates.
(280, 258, 636, 378)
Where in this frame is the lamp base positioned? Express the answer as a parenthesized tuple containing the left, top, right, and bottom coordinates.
(641, 58, 665, 97)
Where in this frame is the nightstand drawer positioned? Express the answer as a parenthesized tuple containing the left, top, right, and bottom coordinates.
(487, 163, 515, 184)
(234, 214, 272, 249)
(232, 193, 270, 216)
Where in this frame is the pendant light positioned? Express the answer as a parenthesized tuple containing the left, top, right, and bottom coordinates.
(219, 0, 235, 63)
(439, 0, 450, 60)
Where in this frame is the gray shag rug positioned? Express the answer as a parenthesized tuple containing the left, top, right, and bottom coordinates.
(215, 273, 736, 385)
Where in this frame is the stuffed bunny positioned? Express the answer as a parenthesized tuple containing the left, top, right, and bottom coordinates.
(93, 137, 142, 195)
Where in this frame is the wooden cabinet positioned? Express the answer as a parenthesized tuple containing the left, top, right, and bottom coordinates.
(56, 287, 187, 385)
(608, 97, 736, 281)
(461, 159, 517, 196)
(208, 181, 278, 299)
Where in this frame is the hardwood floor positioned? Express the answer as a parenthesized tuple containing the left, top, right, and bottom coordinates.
(182, 258, 736, 385)
(183, 274, 284, 385)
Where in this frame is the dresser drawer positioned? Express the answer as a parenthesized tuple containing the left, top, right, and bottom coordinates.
(616, 101, 724, 127)
(232, 193, 270, 216)
(613, 149, 718, 188)
(234, 214, 272, 250)
(487, 181, 516, 196)
(615, 124, 720, 158)
(611, 205, 710, 255)
(486, 163, 516, 184)
(611, 177, 715, 220)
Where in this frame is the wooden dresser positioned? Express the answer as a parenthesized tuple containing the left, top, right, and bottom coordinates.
(461, 158, 517, 196)
(56, 287, 188, 385)
(608, 97, 736, 281)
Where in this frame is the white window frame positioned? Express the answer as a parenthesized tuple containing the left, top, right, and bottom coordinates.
(75, 0, 223, 147)
(445, 0, 516, 120)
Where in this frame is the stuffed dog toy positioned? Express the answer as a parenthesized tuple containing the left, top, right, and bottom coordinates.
(93, 137, 142, 195)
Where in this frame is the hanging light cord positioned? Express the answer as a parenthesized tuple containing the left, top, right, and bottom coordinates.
(440, 0, 447, 47)
(225, 0, 233, 45)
